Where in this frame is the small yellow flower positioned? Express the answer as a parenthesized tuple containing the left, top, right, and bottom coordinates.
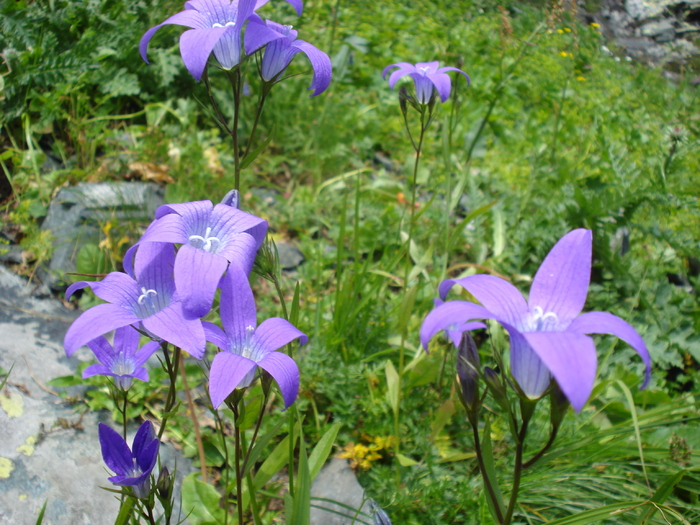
(576, 76, 586, 81)
(560, 51, 569, 58)
(556, 29, 564, 34)
(564, 27, 571, 32)
(590, 22, 600, 28)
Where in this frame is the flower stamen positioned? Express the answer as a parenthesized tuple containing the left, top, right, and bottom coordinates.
(188, 227, 221, 252)
(137, 287, 158, 305)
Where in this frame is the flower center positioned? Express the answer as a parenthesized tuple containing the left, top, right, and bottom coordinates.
(418, 66, 432, 75)
(188, 227, 221, 252)
(528, 306, 559, 331)
(240, 325, 256, 360)
(137, 287, 158, 307)
(212, 21, 236, 28)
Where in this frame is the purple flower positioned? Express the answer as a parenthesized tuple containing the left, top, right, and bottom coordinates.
(204, 264, 307, 409)
(420, 229, 652, 412)
(99, 420, 159, 498)
(247, 18, 331, 96)
(382, 61, 470, 104)
(140, 0, 301, 81)
(64, 243, 206, 359)
(83, 326, 160, 390)
(124, 200, 268, 319)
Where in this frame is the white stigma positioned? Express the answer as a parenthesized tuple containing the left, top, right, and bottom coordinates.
(188, 227, 221, 252)
(530, 306, 559, 331)
(137, 287, 158, 305)
(418, 66, 431, 75)
(212, 21, 236, 28)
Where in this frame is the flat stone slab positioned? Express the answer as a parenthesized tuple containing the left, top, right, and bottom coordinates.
(310, 458, 373, 525)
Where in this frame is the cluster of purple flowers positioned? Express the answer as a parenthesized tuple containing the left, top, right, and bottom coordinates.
(140, 0, 331, 95)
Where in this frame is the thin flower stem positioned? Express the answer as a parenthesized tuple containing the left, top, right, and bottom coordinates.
(231, 401, 245, 525)
(121, 388, 128, 441)
(239, 430, 262, 525)
(469, 415, 504, 524)
(213, 410, 231, 525)
(227, 70, 242, 193)
(180, 351, 207, 483)
(522, 425, 559, 469)
(158, 344, 181, 440)
(241, 391, 270, 475)
(502, 401, 536, 525)
(393, 113, 427, 487)
(241, 87, 269, 162)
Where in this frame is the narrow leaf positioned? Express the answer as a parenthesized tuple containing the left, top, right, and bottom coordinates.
(308, 423, 342, 482)
(385, 360, 399, 414)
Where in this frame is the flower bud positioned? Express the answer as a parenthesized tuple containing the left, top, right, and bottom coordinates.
(456, 332, 480, 409)
(370, 500, 392, 525)
(549, 380, 569, 430)
(221, 189, 240, 209)
(483, 366, 509, 410)
(157, 466, 172, 500)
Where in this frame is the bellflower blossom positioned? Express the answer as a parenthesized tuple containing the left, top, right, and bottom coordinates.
(64, 243, 206, 359)
(382, 61, 470, 104)
(124, 200, 267, 318)
(420, 229, 652, 412)
(140, 0, 302, 81)
(247, 18, 331, 96)
(99, 420, 159, 498)
(204, 264, 307, 409)
(83, 326, 160, 390)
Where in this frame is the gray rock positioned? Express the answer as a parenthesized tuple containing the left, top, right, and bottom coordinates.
(276, 242, 305, 271)
(640, 18, 676, 41)
(310, 458, 372, 525)
(626, 0, 676, 20)
(39, 182, 165, 291)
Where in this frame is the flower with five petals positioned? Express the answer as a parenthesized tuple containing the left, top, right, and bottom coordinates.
(382, 61, 470, 104)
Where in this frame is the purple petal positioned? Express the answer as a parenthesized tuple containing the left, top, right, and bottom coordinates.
(419, 300, 495, 351)
(86, 336, 116, 367)
(140, 10, 209, 64)
(135, 214, 189, 247)
(507, 328, 551, 399)
(135, 437, 159, 475)
(427, 71, 452, 102)
(415, 61, 440, 73)
(174, 245, 229, 318)
(568, 311, 651, 388)
(382, 62, 415, 81)
(130, 367, 150, 383)
(293, 40, 332, 96)
(132, 341, 161, 368)
(522, 331, 598, 412)
(132, 421, 156, 460)
(82, 364, 113, 379)
(211, 204, 267, 251)
(386, 65, 417, 89)
(134, 243, 176, 297)
(113, 325, 141, 358)
(203, 321, 231, 351)
(64, 304, 139, 356)
(254, 317, 308, 354)
(446, 321, 487, 348)
(439, 274, 529, 328)
(219, 265, 257, 345)
(142, 303, 205, 359)
(437, 66, 470, 84)
(529, 229, 592, 325)
(180, 27, 228, 81)
(212, 25, 243, 70)
(245, 16, 286, 57)
(155, 200, 213, 222)
(255, 0, 303, 16)
(68, 273, 140, 308)
(217, 232, 258, 275)
(257, 351, 299, 408)
(209, 352, 258, 408)
(98, 423, 133, 477)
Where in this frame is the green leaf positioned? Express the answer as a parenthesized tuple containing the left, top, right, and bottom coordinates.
(0, 364, 14, 391)
(308, 423, 341, 482)
(397, 453, 418, 467)
(181, 473, 224, 525)
(75, 243, 108, 281)
(289, 281, 301, 326)
(481, 416, 505, 521)
(242, 417, 287, 477)
(47, 374, 83, 388)
(291, 431, 311, 525)
(114, 496, 135, 525)
(237, 394, 262, 431)
(546, 500, 649, 524)
(614, 379, 648, 487)
(385, 360, 399, 414)
(397, 283, 417, 336)
(240, 124, 275, 170)
(637, 469, 687, 525)
(34, 499, 47, 525)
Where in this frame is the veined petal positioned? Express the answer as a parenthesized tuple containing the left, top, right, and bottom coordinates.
(245, 16, 286, 57)
(64, 304, 139, 356)
(439, 274, 529, 328)
(568, 311, 651, 388)
(382, 62, 415, 81)
(219, 265, 257, 345)
(212, 25, 243, 70)
(132, 421, 156, 463)
(98, 424, 133, 477)
(446, 321, 487, 348)
(507, 327, 551, 399)
(86, 336, 116, 367)
(113, 325, 141, 358)
(155, 200, 213, 223)
(82, 364, 113, 379)
(135, 438, 159, 474)
(386, 65, 417, 89)
(142, 303, 205, 359)
(174, 245, 228, 318)
(257, 351, 299, 408)
(217, 232, 258, 275)
(133, 341, 162, 368)
(427, 71, 452, 102)
(254, 317, 308, 353)
(254, 0, 303, 16)
(419, 300, 495, 351)
(67, 273, 141, 308)
(529, 229, 592, 325)
(211, 204, 267, 249)
(292, 40, 332, 96)
(203, 321, 231, 351)
(523, 331, 598, 412)
(437, 66, 470, 85)
(134, 243, 177, 308)
(140, 10, 209, 64)
(180, 26, 228, 81)
(209, 352, 258, 408)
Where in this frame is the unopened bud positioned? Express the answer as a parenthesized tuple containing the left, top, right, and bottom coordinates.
(370, 500, 392, 525)
(549, 380, 569, 430)
(157, 466, 172, 500)
(456, 332, 480, 409)
(221, 189, 240, 209)
(483, 366, 509, 410)
(398, 85, 410, 119)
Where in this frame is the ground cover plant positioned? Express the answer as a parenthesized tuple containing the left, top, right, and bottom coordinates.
(1, 0, 700, 523)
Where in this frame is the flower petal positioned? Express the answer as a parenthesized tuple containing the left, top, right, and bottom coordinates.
(86, 336, 116, 367)
(140, 10, 209, 64)
(155, 200, 213, 222)
(174, 245, 229, 318)
(437, 66, 470, 85)
(245, 15, 286, 57)
(386, 64, 417, 89)
(132, 341, 162, 368)
(113, 325, 141, 358)
(67, 272, 141, 308)
(217, 232, 259, 275)
(98, 423, 133, 477)
(257, 351, 300, 408)
(568, 311, 651, 388)
(219, 265, 257, 345)
(528, 229, 592, 325)
(427, 71, 451, 102)
(209, 352, 258, 408)
(132, 421, 157, 465)
(82, 364, 113, 379)
(507, 327, 551, 399)
(212, 25, 243, 70)
(255, 0, 304, 16)
(180, 26, 228, 81)
(64, 304, 140, 356)
(254, 317, 308, 354)
(292, 40, 332, 96)
(382, 62, 415, 81)
(446, 321, 487, 348)
(203, 321, 231, 351)
(420, 300, 495, 351)
(439, 274, 529, 328)
(211, 204, 267, 251)
(522, 331, 598, 412)
(142, 303, 205, 359)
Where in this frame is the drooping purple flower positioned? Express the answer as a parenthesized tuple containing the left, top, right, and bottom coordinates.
(99, 420, 159, 499)
(204, 264, 307, 409)
(382, 61, 470, 104)
(247, 18, 331, 96)
(83, 326, 160, 390)
(64, 243, 206, 359)
(420, 229, 652, 412)
(124, 200, 268, 319)
(140, 0, 300, 81)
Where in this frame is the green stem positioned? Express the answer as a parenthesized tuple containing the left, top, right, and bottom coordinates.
(232, 401, 245, 525)
(121, 388, 128, 441)
(522, 425, 558, 469)
(158, 344, 181, 440)
(227, 70, 242, 193)
(469, 415, 504, 524)
(240, 430, 262, 525)
(502, 401, 535, 525)
(214, 411, 231, 525)
(241, 86, 269, 161)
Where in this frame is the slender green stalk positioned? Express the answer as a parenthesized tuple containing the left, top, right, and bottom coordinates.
(213, 410, 231, 525)
(522, 425, 558, 469)
(240, 430, 262, 525)
(231, 401, 245, 525)
(120, 388, 128, 441)
(226, 69, 243, 192)
(241, 85, 270, 162)
(158, 343, 181, 440)
(468, 414, 504, 523)
(502, 401, 536, 525)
